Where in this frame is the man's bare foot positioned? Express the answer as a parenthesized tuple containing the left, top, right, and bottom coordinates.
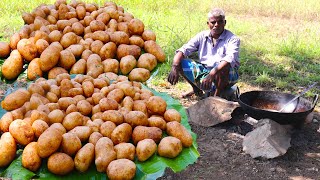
(181, 90, 195, 98)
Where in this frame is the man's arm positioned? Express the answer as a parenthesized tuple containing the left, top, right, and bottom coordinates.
(167, 51, 184, 85)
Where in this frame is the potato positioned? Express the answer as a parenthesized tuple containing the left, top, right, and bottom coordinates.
(117, 44, 141, 59)
(166, 121, 193, 147)
(10, 33, 21, 50)
(76, 5, 86, 20)
(119, 55, 136, 75)
(95, 137, 116, 172)
(69, 126, 92, 142)
(60, 79, 74, 97)
(1, 88, 30, 111)
(28, 83, 45, 96)
(31, 120, 49, 138)
(158, 136, 182, 158)
(16, 38, 38, 62)
(27, 58, 42, 80)
(60, 32, 78, 49)
(129, 35, 143, 48)
(92, 31, 110, 43)
(66, 44, 84, 58)
(1, 50, 24, 80)
(124, 111, 148, 127)
(100, 42, 117, 59)
(61, 133, 82, 156)
(93, 78, 109, 89)
(89, 132, 103, 145)
(108, 19, 118, 31)
(114, 143, 135, 160)
(22, 142, 41, 172)
(96, 12, 110, 24)
(110, 31, 129, 45)
(128, 68, 150, 82)
(100, 121, 116, 138)
(58, 49, 76, 70)
(58, 97, 77, 110)
(142, 29, 156, 41)
(48, 67, 68, 79)
(99, 98, 118, 111)
(90, 40, 104, 55)
(77, 100, 92, 116)
(82, 80, 94, 98)
(0, 132, 17, 167)
(140, 89, 154, 100)
(37, 126, 63, 158)
(74, 143, 95, 172)
(107, 159, 136, 180)
(39, 44, 62, 72)
(101, 59, 118, 74)
(111, 123, 132, 145)
(22, 12, 35, 25)
(136, 139, 157, 161)
(137, 53, 157, 71)
(86, 54, 104, 78)
(34, 30, 49, 42)
(70, 59, 86, 74)
(128, 18, 144, 35)
(144, 40, 166, 63)
(0, 42, 11, 58)
(146, 96, 167, 115)
(101, 110, 124, 125)
(148, 115, 166, 131)
(132, 126, 162, 144)
(48, 109, 65, 125)
(48, 30, 63, 43)
(48, 152, 74, 175)
(164, 109, 181, 123)
(133, 100, 148, 115)
(107, 89, 125, 103)
(63, 112, 83, 131)
(0, 112, 14, 132)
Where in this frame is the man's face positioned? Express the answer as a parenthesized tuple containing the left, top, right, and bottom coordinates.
(207, 16, 226, 38)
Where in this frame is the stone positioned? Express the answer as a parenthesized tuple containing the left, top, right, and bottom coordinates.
(186, 96, 240, 127)
(242, 119, 291, 159)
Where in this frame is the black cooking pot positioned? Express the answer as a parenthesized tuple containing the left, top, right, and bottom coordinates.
(237, 90, 319, 126)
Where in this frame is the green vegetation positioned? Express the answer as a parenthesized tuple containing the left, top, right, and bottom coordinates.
(0, 0, 319, 99)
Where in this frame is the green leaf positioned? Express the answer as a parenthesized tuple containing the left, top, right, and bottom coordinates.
(0, 82, 199, 180)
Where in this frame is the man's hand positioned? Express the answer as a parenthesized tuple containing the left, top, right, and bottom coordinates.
(167, 65, 181, 85)
(200, 68, 217, 90)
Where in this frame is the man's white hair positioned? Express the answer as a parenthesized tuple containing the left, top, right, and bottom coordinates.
(207, 8, 225, 19)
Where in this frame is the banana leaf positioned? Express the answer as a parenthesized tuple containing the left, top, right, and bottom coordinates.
(0, 83, 199, 180)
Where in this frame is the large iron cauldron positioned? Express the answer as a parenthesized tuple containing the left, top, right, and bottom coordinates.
(238, 90, 318, 126)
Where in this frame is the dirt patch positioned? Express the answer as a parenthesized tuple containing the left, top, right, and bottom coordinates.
(152, 83, 320, 180)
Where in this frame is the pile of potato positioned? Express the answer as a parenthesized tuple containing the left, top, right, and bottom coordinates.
(0, 0, 165, 82)
(0, 73, 193, 179)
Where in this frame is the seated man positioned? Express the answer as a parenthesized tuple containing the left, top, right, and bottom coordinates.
(167, 8, 240, 99)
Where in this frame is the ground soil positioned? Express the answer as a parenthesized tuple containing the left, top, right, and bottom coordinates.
(152, 83, 320, 180)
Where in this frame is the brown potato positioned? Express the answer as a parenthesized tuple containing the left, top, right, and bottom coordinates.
(28, 83, 45, 96)
(90, 40, 104, 55)
(101, 110, 124, 125)
(48, 30, 63, 43)
(114, 143, 135, 160)
(117, 22, 129, 34)
(76, 5, 86, 20)
(0, 112, 14, 132)
(82, 80, 94, 97)
(107, 159, 136, 180)
(59, 50, 76, 70)
(60, 32, 78, 49)
(31, 120, 49, 138)
(66, 44, 84, 58)
(1, 50, 24, 80)
(39, 44, 62, 72)
(144, 40, 166, 63)
(132, 126, 162, 144)
(77, 100, 92, 116)
(166, 121, 193, 147)
(22, 12, 35, 25)
(124, 111, 148, 127)
(117, 44, 141, 60)
(128, 18, 144, 35)
(48, 67, 68, 79)
(22, 142, 41, 172)
(111, 123, 132, 145)
(89, 132, 103, 145)
(148, 115, 166, 131)
(16, 38, 38, 62)
(129, 35, 144, 48)
(66, 103, 77, 114)
(60, 79, 74, 97)
(95, 137, 116, 172)
(158, 136, 182, 158)
(164, 109, 182, 123)
(86, 54, 104, 78)
(146, 96, 167, 115)
(142, 29, 156, 41)
(92, 31, 110, 43)
(10, 33, 21, 50)
(35, 39, 49, 54)
(74, 143, 95, 172)
(63, 112, 83, 131)
(121, 96, 134, 111)
(102, 59, 119, 74)
(37, 127, 63, 158)
(96, 12, 110, 24)
(128, 68, 150, 82)
(90, 20, 105, 32)
(110, 31, 129, 45)
(137, 53, 157, 71)
(58, 97, 77, 110)
(100, 121, 116, 138)
(27, 58, 43, 80)
(107, 89, 125, 103)
(0, 132, 17, 167)
(48, 152, 74, 175)
(136, 139, 157, 161)
(133, 100, 148, 115)
(34, 30, 49, 42)
(0, 42, 11, 58)
(61, 133, 82, 156)
(56, 20, 72, 31)
(69, 126, 92, 142)
(140, 89, 154, 100)
(100, 42, 117, 59)
(70, 59, 87, 74)
(99, 98, 118, 111)
(48, 109, 65, 124)
(120, 55, 136, 75)
(1, 88, 30, 111)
